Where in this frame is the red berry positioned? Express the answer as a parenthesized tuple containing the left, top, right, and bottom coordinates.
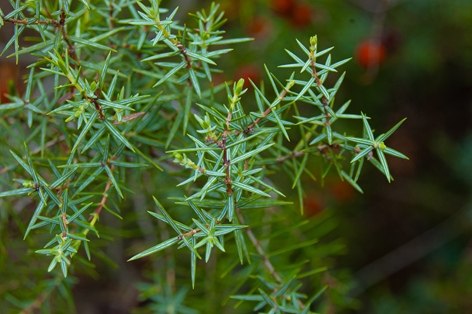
(290, 3, 313, 28)
(303, 195, 325, 217)
(245, 16, 272, 39)
(328, 180, 355, 203)
(234, 64, 261, 88)
(270, 0, 295, 17)
(0, 63, 18, 103)
(355, 40, 386, 68)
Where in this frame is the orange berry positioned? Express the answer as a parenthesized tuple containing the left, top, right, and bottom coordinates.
(355, 40, 387, 68)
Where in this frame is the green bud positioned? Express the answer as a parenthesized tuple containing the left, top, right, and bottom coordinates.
(22, 180, 36, 188)
(173, 152, 183, 161)
(90, 81, 97, 92)
(235, 78, 245, 95)
(65, 114, 76, 122)
(310, 35, 317, 47)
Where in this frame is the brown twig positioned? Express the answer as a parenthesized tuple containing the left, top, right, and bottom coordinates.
(153, 20, 193, 70)
(58, 9, 78, 63)
(1, 17, 59, 26)
(237, 84, 293, 136)
(178, 229, 200, 239)
(309, 46, 322, 87)
(235, 207, 285, 281)
(277, 151, 305, 164)
(178, 220, 226, 240)
(176, 42, 192, 69)
(20, 273, 62, 314)
(90, 98, 105, 120)
(92, 164, 115, 217)
(109, 1, 115, 29)
(309, 45, 331, 127)
(221, 131, 234, 196)
(0, 166, 11, 176)
(236, 208, 307, 309)
(3, 10, 80, 64)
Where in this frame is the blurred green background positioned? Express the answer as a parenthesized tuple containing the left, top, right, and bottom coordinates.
(1, 0, 472, 312)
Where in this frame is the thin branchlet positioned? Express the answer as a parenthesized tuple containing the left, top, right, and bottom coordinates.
(238, 81, 294, 135)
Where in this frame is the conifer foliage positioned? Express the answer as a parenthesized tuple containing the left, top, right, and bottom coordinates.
(0, 1, 407, 312)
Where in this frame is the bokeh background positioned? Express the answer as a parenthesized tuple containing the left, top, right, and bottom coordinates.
(1, 0, 472, 312)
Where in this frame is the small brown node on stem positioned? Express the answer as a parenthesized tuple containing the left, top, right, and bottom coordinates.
(244, 127, 253, 135)
(62, 213, 69, 226)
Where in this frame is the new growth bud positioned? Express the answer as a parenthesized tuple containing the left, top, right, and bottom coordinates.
(235, 78, 245, 95)
(310, 35, 317, 48)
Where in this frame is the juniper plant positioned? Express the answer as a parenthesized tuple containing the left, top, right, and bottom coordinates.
(0, 0, 407, 312)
